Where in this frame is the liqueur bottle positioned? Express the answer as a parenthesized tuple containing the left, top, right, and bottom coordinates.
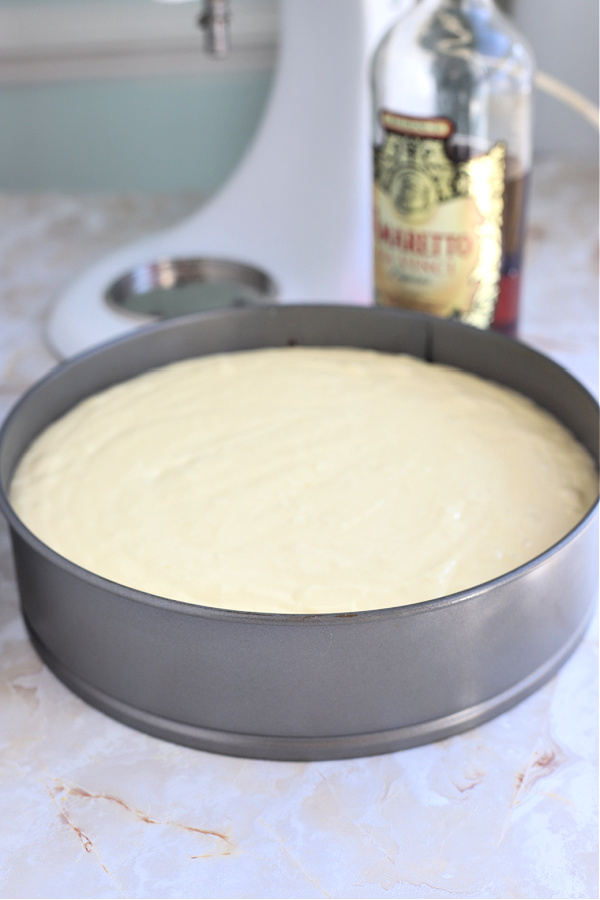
(372, 0, 534, 335)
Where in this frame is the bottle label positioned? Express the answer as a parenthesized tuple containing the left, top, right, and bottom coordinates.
(374, 111, 506, 328)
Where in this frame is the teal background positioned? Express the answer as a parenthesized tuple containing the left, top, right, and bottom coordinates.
(0, 0, 275, 194)
(0, 72, 274, 193)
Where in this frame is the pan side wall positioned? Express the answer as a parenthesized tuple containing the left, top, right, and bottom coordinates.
(10, 510, 598, 743)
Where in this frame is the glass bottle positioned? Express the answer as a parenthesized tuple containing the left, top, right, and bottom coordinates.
(372, 0, 534, 335)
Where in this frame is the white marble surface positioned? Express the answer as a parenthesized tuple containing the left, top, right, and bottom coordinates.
(0, 158, 598, 899)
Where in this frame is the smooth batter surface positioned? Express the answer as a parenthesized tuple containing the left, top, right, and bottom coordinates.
(10, 347, 598, 613)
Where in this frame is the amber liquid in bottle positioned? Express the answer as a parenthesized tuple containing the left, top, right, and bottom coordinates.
(446, 141, 530, 336)
(494, 171, 529, 335)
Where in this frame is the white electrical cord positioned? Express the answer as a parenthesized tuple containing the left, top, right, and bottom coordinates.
(535, 69, 600, 130)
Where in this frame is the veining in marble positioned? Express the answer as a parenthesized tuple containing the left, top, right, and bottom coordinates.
(0, 158, 597, 899)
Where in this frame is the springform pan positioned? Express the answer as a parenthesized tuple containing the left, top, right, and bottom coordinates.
(0, 305, 598, 761)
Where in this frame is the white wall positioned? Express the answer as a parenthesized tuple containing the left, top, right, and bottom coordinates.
(510, 0, 599, 160)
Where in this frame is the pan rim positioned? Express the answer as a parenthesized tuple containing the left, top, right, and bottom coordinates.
(0, 304, 598, 625)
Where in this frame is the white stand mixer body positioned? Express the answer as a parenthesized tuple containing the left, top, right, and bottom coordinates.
(46, 0, 410, 357)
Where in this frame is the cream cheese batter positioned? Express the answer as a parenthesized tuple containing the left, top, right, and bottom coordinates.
(10, 347, 598, 613)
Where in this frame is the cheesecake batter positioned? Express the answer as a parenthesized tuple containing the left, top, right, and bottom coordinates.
(10, 347, 598, 613)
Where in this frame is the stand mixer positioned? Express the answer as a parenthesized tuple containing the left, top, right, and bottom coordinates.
(46, 0, 411, 359)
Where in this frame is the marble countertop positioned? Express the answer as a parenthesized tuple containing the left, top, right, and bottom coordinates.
(0, 157, 597, 899)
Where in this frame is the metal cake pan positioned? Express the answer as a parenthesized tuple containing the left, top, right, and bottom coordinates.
(0, 305, 598, 761)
